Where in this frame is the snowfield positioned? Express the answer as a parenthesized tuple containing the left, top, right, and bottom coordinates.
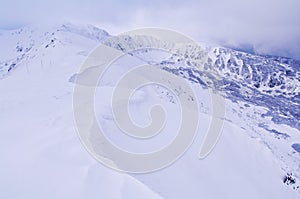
(0, 23, 299, 198)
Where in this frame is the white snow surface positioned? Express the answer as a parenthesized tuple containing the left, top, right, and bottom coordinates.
(0, 23, 299, 199)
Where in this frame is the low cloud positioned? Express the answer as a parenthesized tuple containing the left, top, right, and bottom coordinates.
(1, 0, 299, 59)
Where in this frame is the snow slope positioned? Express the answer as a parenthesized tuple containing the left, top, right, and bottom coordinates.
(0, 24, 162, 199)
(0, 23, 299, 198)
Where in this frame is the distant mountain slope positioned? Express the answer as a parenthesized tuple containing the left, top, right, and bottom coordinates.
(104, 33, 300, 130)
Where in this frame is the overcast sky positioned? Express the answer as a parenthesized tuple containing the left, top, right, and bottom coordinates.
(1, 0, 300, 59)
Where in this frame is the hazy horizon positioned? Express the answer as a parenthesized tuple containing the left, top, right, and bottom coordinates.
(1, 0, 300, 59)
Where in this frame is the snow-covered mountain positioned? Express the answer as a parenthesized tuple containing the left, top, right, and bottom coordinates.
(0, 23, 299, 199)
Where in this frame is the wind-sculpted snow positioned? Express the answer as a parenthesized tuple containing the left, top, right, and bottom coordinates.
(104, 35, 300, 130)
